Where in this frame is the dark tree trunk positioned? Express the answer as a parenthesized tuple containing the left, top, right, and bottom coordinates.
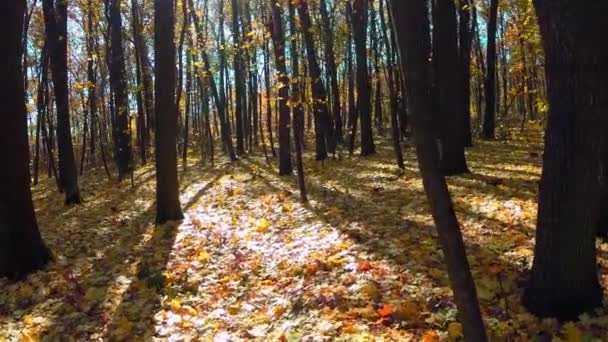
(458, 0, 473, 147)
(263, 39, 276, 158)
(481, 0, 498, 139)
(319, 0, 343, 144)
(352, 0, 375, 156)
(106, 0, 133, 180)
(270, 1, 293, 175)
(391, 1, 487, 340)
(131, 0, 148, 163)
(155, 0, 184, 224)
(523, 0, 608, 321)
(232, 0, 246, 154)
(42, 0, 81, 204)
(288, 0, 307, 201)
(0, 0, 53, 279)
(87, 0, 98, 167)
(432, 0, 469, 175)
(296, 0, 334, 160)
(379, 0, 404, 169)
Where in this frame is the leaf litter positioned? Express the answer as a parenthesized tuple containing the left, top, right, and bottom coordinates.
(2, 127, 608, 341)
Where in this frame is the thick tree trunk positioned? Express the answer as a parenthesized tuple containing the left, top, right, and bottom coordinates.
(270, 0, 293, 175)
(481, 0, 498, 139)
(523, 0, 608, 321)
(42, 0, 81, 204)
(432, 0, 469, 175)
(0, 0, 53, 279)
(391, 1, 487, 340)
(352, 0, 375, 156)
(155, 0, 184, 224)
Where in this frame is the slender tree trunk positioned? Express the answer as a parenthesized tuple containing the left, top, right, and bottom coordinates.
(269, 0, 293, 175)
(392, 1, 488, 339)
(458, 0, 473, 147)
(188, 0, 237, 161)
(296, 0, 334, 160)
(155, 0, 184, 224)
(42, 0, 81, 204)
(0, 0, 53, 279)
(481, 0, 499, 139)
(288, 0, 307, 201)
(352, 0, 375, 156)
(523, 0, 608, 321)
(263, 39, 276, 158)
(319, 0, 343, 144)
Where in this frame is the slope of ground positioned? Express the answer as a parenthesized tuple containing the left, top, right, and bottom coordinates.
(2, 127, 608, 341)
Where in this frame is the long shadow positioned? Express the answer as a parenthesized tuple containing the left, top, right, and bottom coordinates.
(239, 159, 524, 309)
(103, 171, 226, 339)
(30, 167, 222, 339)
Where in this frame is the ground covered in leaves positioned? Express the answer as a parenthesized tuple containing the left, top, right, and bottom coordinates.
(3, 127, 608, 341)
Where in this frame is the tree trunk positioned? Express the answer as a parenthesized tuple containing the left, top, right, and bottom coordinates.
(106, 0, 133, 180)
(391, 1, 487, 340)
(319, 0, 343, 144)
(432, 0, 469, 175)
(458, 0, 473, 147)
(352, 0, 375, 156)
(288, 0, 307, 201)
(155, 0, 184, 224)
(42, 0, 81, 204)
(297, 0, 334, 160)
(232, 0, 246, 154)
(523, 0, 608, 321)
(270, 0, 293, 175)
(481, 0, 498, 139)
(0, 0, 53, 279)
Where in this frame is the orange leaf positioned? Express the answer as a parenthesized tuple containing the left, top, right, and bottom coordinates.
(421, 330, 440, 342)
(377, 303, 393, 317)
(357, 260, 372, 272)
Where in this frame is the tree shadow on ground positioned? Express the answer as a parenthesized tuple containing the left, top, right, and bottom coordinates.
(240, 157, 527, 318)
(23, 164, 226, 339)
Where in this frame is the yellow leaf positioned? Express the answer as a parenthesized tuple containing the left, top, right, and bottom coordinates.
(21, 331, 35, 342)
(112, 317, 133, 340)
(273, 305, 286, 318)
(181, 305, 198, 316)
(198, 250, 210, 263)
(171, 299, 181, 312)
(227, 303, 241, 315)
(447, 322, 464, 340)
(254, 218, 270, 233)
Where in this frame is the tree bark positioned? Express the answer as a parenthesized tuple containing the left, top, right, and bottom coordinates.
(270, 0, 293, 175)
(155, 0, 184, 224)
(391, 1, 487, 340)
(296, 0, 334, 160)
(0, 0, 53, 279)
(481, 0, 499, 139)
(42, 0, 81, 204)
(432, 0, 469, 175)
(523, 0, 608, 321)
(352, 0, 375, 156)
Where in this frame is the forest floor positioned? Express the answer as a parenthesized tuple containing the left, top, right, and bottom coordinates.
(3, 125, 608, 341)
